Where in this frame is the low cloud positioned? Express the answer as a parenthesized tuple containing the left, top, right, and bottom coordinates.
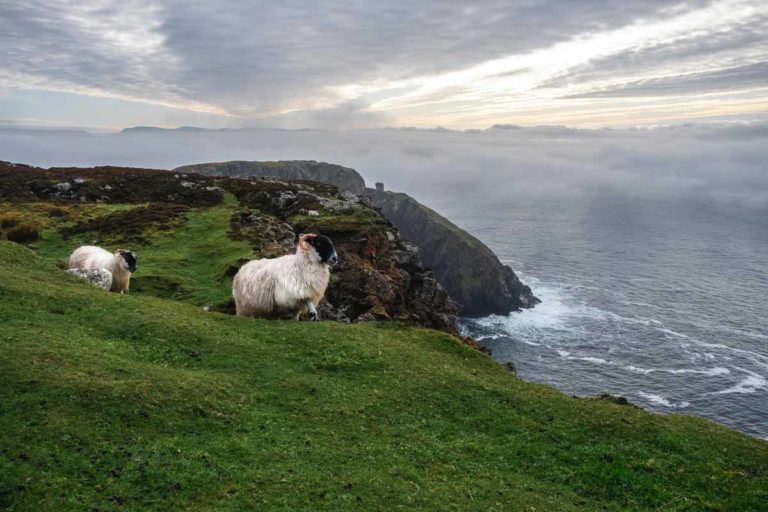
(2, 122, 767, 209)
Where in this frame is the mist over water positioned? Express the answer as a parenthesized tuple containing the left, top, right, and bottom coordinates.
(2, 123, 768, 437)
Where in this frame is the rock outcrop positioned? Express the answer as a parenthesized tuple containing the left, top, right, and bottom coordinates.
(174, 160, 367, 195)
(367, 187, 538, 316)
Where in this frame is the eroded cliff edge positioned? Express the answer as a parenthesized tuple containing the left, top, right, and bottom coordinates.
(172, 160, 538, 316)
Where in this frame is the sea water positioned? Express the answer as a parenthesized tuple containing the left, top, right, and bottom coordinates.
(432, 194, 768, 439)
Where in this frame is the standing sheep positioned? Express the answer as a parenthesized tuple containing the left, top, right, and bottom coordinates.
(68, 246, 137, 294)
(233, 233, 337, 320)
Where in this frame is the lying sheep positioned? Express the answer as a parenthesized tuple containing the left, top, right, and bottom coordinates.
(68, 246, 137, 294)
(66, 267, 113, 291)
(233, 233, 337, 320)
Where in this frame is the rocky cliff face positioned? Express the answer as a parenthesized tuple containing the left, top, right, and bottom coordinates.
(174, 160, 367, 195)
(367, 188, 538, 316)
(170, 160, 537, 317)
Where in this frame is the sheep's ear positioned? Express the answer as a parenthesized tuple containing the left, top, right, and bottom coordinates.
(298, 234, 311, 251)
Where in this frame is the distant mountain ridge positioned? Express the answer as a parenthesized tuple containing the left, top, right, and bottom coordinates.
(174, 160, 538, 316)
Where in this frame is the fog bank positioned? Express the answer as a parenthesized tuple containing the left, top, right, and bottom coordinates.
(2, 122, 767, 209)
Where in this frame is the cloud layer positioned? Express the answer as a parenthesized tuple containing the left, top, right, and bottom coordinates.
(0, 0, 766, 128)
(2, 122, 767, 209)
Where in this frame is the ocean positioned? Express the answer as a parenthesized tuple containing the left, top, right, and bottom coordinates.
(429, 193, 768, 439)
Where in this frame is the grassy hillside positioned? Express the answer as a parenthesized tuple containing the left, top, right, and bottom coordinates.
(1, 241, 767, 511)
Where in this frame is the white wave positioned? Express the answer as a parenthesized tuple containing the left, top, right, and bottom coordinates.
(659, 327, 691, 339)
(637, 391, 690, 409)
(470, 281, 611, 338)
(570, 356, 610, 365)
(711, 368, 768, 395)
(625, 365, 730, 376)
(715, 326, 768, 342)
(474, 334, 504, 341)
(685, 339, 768, 367)
(667, 367, 731, 376)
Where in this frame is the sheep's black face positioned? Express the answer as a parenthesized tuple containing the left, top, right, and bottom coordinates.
(120, 250, 138, 272)
(308, 235, 338, 266)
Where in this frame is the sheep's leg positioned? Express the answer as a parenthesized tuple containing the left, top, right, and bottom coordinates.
(307, 302, 319, 321)
(293, 300, 318, 321)
(294, 300, 309, 321)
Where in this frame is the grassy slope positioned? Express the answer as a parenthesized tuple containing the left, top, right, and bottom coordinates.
(7, 194, 254, 309)
(1, 241, 766, 511)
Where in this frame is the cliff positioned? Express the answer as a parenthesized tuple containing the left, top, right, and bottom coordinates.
(174, 160, 367, 195)
(172, 160, 537, 316)
(0, 161, 458, 333)
(367, 187, 538, 316)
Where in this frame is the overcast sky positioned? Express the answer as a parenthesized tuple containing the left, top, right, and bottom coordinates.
(1, 0, 767, 130)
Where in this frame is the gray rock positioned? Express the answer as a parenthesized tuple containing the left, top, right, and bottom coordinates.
(54, 182, 71, 192)
(275, 191, 296, 209)
(67, 268, 112, 290)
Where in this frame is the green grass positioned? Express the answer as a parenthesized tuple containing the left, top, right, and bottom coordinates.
(28, 195, 253, 308)
(124, 205, 251, 306)
(292, 208, 390, 236)
(1, 241, 766, 511)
